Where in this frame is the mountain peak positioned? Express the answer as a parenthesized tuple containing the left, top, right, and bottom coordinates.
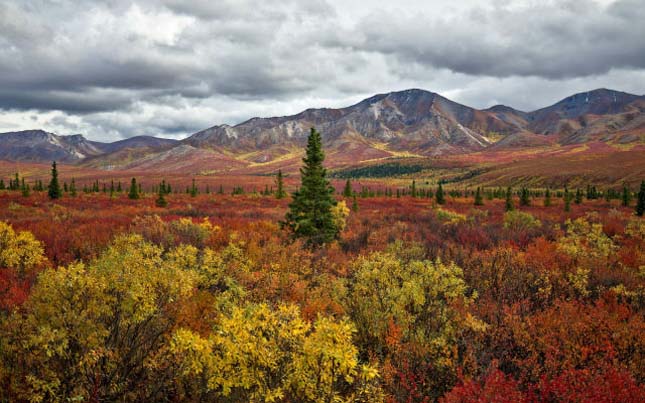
(556, 88, 637, 106)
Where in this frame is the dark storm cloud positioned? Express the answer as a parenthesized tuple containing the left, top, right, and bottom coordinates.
(0, 0, 644, 141)
(352, 0, 645, 79)
(0, 89, 132, 113)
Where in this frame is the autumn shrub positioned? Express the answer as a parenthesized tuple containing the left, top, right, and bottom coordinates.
(503, 210, 541, 232)
(169, 303, 383, 403)
(347, 249, 487, 400)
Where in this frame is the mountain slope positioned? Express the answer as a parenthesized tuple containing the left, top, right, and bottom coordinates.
(0, 131, 180, 165)
(1, 88, 643, 171)
(0, 130, 104, 162)
(527, 89, 643, 135)
(182, 89, 537, 162)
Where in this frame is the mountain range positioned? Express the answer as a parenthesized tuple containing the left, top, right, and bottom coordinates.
(1, 88, 643, 174)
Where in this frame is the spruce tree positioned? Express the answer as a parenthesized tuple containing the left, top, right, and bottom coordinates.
(435, 182, 445, 205)
(575, 188, 583, 204)
(622, 184, 631, 207)
(519, 187, 530, 206)
(564, 187, 571, 212)
(11, 173, 19, 190)
(474, 186, 483, 206)
(283, 127, 338, 246)
(156, 185, 168, 208)
(0, 179, 4, 190)
(352, 195, 359, 212)
(505, 187, 514, 212)
(411, 180, 417, 198)
(343, 178, 353, 198)
(128, 178, 140, 200)
(190, 179, 198, 197)
(70, 179, 77, 197)
(21, 178, 30, 197)
(275, 170, 287, 199)
(47, 161, 62, 199)
(544, 188, 552, 207)
(636, 181, 645, 217)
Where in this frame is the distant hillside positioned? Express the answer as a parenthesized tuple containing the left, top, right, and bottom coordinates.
(0, 88, 643, 173)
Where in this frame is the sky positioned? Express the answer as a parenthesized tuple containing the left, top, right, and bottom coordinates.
(0, 0, 644, 142)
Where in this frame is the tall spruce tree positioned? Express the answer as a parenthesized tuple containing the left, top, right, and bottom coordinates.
(275, 170, 287, 199)
(544, 187, 552, 207)
(519, 187, 530, 206)
(190, 179, 198, 197)
(155, 185, 168, 208)
(128, 178, 140, 200)
(474, 186, 484, 206)
(636, 181, 645, 217)
(622, 184, 631, 207)
(70, 178, 77, 197)
(343, 178, 353, 198)
(505, 187, 515, 212)
(575, 188, 583, 204)
(21, 178, 30, 197)
(435, 182, 445, 205)
(47, 161, 62, 199)
(283, 127, 338, 246)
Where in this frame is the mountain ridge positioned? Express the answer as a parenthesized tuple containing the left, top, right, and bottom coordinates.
(1, 88, 643, 171)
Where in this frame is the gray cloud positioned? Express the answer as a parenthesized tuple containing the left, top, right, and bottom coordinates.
(353, 0, 645, 79)
(0, 0, 644, 141)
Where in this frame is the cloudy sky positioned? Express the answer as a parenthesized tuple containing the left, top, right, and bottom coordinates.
(1, 0, 644, 141)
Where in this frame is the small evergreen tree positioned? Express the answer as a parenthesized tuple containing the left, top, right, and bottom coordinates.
(156, 186, 168, 208)
(275, 170, 287, 199)
(343, 178, 353, 198)
(47, 161, 62, 200)
(190, 179, 198, 197)
(352, 195, 359, 212)
(474, 187, 483, 206)
(564, 186, 571, 212)
(70, 178, 77, 197)
(519, 187, 530, 206)
(622, 184, 631, 207)
(283, 128, 338, 246)
(411, 180, 417, 198)
(21, 178, 30, 197)
(11, 173, 19, 190)
(636, 181, 645, 217)
(128, 178, 140, 200)
(544, 188, 552, 207)
(218, 184, 224, 195)
(505, 187, 514, 212)
(117, 181, 122, 192)
(575, 188, 583, 204)
(0, 179, 4, 190)
(435, 182, 445, 205)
